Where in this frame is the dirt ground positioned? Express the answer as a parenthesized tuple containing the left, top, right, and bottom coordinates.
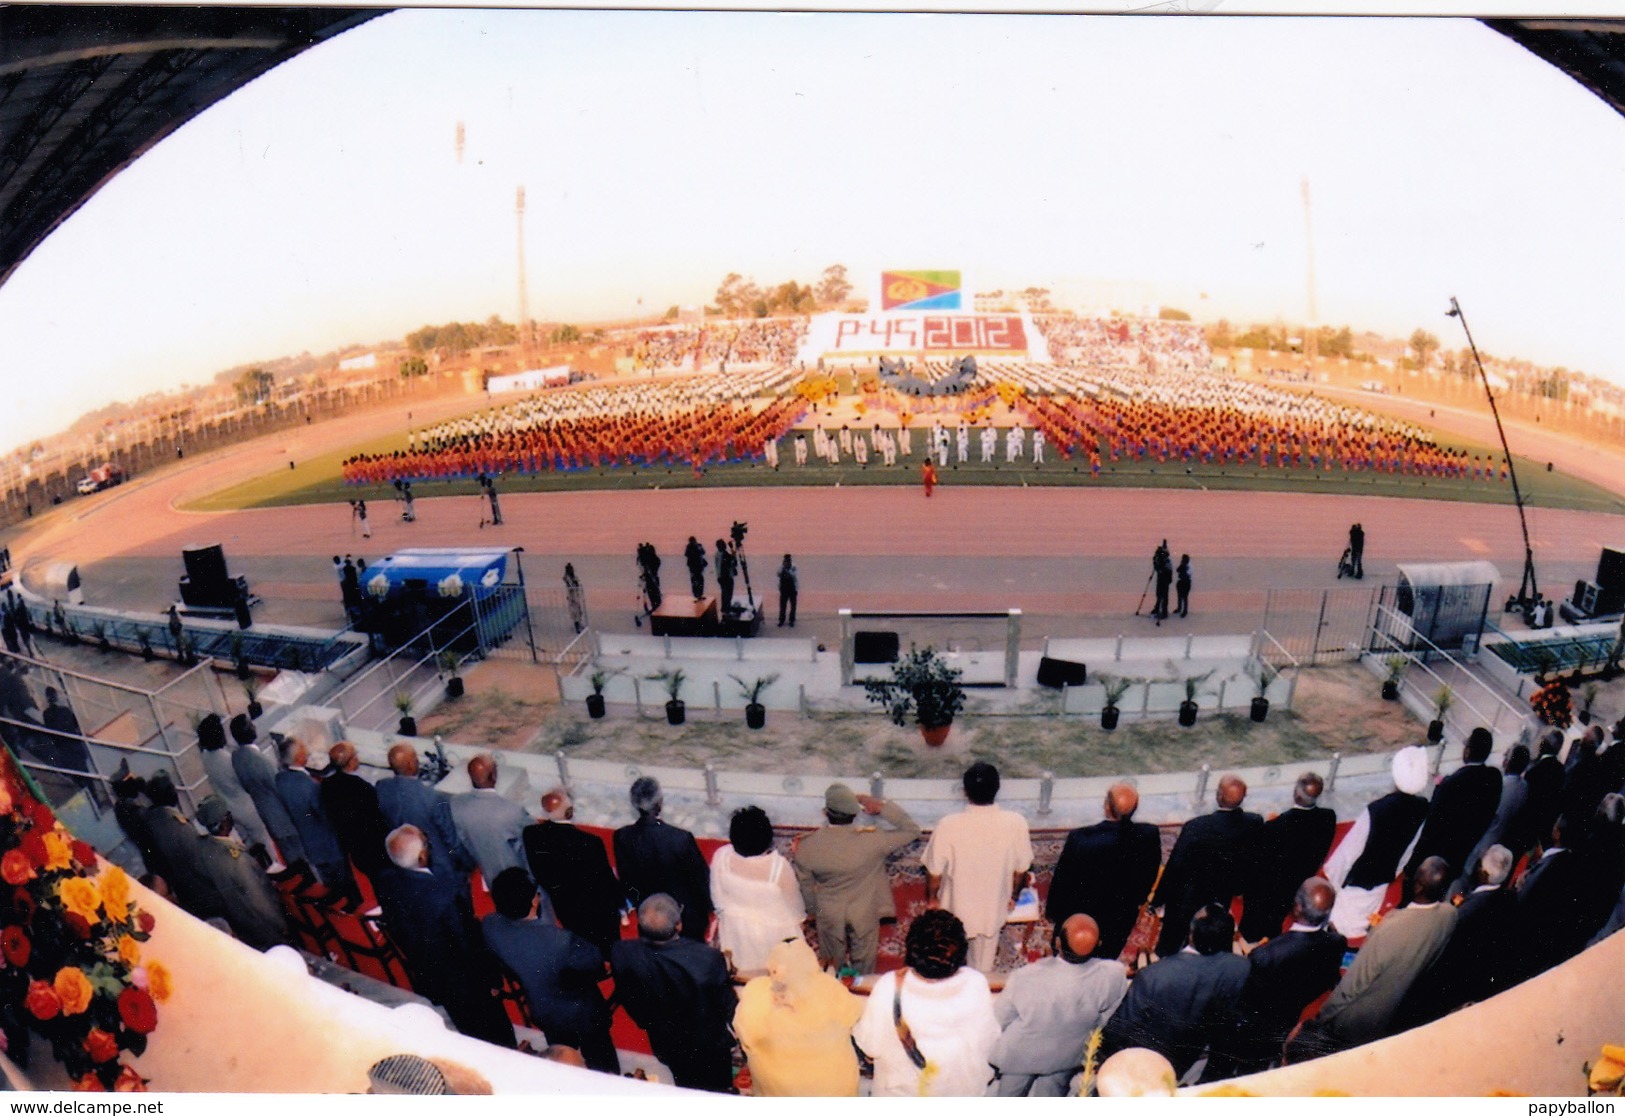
(415, 660, 1433, 779)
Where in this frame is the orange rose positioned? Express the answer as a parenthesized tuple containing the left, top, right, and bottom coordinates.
(24, 980, 59, 1020)
(72, 1073, 105, 1092)
(83, 1028, 119, 1064)
(41, 832, 72, 872)
(57, 877, 101, 923)
(1, 850, 34, 886)
(99, 866, 130, 925)
(144, 961, 172, 1004)
(116, 935, 140, 968)
(113, 1066, 147, 1093)
(54, 966, 93, 1016)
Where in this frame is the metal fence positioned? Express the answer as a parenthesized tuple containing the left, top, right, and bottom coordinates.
(1261, 586, 1380, 665)
(487, 585, 577, 664)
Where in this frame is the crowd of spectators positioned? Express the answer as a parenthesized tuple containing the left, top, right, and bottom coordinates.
(1034, 314, 1213, 374)
(86, 721, 1625, 1093)
(612, 319, 808, 373)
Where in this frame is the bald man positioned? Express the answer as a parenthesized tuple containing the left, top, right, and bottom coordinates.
(1205, 878, 1346, 1080)
(522, 787, 624, 957)
(987, 914, 1131, 1096)
(448, 755, 534, 887)
(319, 741, 390, 877)
(1152, 775, 1262, 958)
(376, 743, 470, 882)
(1047, 784, 1164, 961)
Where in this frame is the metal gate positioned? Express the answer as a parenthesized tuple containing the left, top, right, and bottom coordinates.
(1262, 586, 1380, 665)
(480, 585, 581, 664)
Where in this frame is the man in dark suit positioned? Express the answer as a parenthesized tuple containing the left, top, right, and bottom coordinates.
(481, 868, 617, 1074)
(1153, 774, 1262, 958)
(273, 737, 355, 904)
(1046, 783, 1162, 961)
(373, 825, 515, 1049)
(1509, 729, 1566, 860)
(1561, 729, 1610, 846)
(1512, 814, 1596, 984)
(1206, 877, 1346, 1080)
(1402, 727, 1503, 897)
(319, 741, 391, 879)
(1240, 772, 1336, 943)
(1394, 843, 1519, 1030)
(613, 777, 712, 942)
(1101, 903, 1249, 1080)
(376, 743, 469, 882)
(610, 893, 737, 1093)
(523, 787, 623, 958)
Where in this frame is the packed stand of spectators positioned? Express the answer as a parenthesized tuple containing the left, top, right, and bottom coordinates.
(342, 369, 805, 484)
(89, 708, 1625, 1095)
(610, 318, 808, 373)
(1034, 313, 1213, 374)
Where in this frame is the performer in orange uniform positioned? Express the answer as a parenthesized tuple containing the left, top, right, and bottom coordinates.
(921, 459, 938, 498)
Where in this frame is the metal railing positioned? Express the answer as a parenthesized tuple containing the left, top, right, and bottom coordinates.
(327, 599, 483, 733)
(1367, 603, 1535, 746)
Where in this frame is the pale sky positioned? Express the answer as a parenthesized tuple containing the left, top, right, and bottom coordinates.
(3, 12, 1625, 455)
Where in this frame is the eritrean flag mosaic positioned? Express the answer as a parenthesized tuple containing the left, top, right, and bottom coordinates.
(881, 269, 962, 311)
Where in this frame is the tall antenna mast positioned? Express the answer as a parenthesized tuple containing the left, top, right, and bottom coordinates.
(515, 184, 530, 347)
(1301, 177, 1318, 361)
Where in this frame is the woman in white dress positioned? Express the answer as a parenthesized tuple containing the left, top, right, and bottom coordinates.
(196, 712, 274, 864)
(709, 806, 806, 974)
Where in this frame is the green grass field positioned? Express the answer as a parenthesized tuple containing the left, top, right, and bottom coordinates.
(182, 409, 1625, 515)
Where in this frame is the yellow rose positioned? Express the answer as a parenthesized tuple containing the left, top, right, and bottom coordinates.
(54, 966, 93, 1016)
(58, 877, 102, 923)
(99, 866, 130, 925)
(145, 961, 172, 1004)
(116, 935, 140, 968)
(41, 832, 73, 872)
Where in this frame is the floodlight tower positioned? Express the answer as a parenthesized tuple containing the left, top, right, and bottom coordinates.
(1301, 177, 1319, 362)
(515, 184, 531, 349)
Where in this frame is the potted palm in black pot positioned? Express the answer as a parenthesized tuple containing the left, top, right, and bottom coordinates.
(1248, 662, 1278, 723)
(1381, 655, 1407, 701)
(1428, 685, 1453, 742)
(1176, 669, 1213, 728)
(651, 669, 687, 725)
(243, 675, 264, 720)
(394, 691, 417, 737)
(1098, 674, 1133, 731)
(731, 673, 780, 730)
(440, 651, 464, 699)
(585, 668, 620, 720)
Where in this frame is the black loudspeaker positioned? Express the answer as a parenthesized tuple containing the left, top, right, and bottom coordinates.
(182, 543, 228, 587)
(853, 631, 900, 664)
(1595, 548, 1625, 614)
(1036, 656, 1087, 689)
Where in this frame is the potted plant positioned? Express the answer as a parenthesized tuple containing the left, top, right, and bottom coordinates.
(731, 673, 780, 730)
(137, 630, 155, 662)
(394, 691, 417, 737)
(243, 675, 264, 720)
(1381, 655, 1408, 701)
(178, 633, 198, 667)
(1578, 681, 1599, 726)
(1249, 661, 1279, 724)
(439, 651, 464, 699)
(863, 645, 967, 746)
(1098, 674, 1133, 731)
(230, 631, 251, 679)
(650, 669, 688, 725)
(1177, 669, 1214, 728)
(1428, 685, 1454, 742)
(92, 620, 111, 652)
(585, 668, 619, 720)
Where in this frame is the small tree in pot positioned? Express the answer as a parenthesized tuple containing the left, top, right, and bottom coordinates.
(230, 631, 251, 679)
(92, 620, 111, 653)
(1381, 655, 1408, 701)
(137, 630, 155, 662)
(1248, 661, 1279, 723)
(731, 673, 780, 730)
(585, 668, 616, 720)
(1578, 681, 1599, 726)
(1428, 685, 1454, 742)
(394, 691, 417, 736)
(1176, 668, 1214, 728)
(650, 668, 688, 725)
(439, 651, 464, 699)
(1098, 674, 1133, 731)
(864, 645, 967, 746)
(243, 675, 264, 720)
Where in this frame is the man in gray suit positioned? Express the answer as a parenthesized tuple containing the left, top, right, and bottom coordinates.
(988, 914, 1130, 1097)
(447, 754, 533, 886)
(793, 783, 920, 974)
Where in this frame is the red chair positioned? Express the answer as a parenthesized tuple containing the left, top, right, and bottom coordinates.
(323, 905, 414, 989)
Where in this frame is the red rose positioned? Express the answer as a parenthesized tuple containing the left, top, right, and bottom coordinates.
(83, 1028, 119, 1064)
(72, 1073, 105, 1092)
(117, 987, 157, 1034)
(134, 911, 155, 935)
(1, 926, 30, 967)
(1, 850, 34, 886)
(71, 841, 97, 869)
(11, 887, 35, 921)
(24, 980, 60, 1020)
(62, 913, 91, 940)
(28, 802, 55, 831)
(113, 1066, 147, 1093)
(17, 832, 46, 870)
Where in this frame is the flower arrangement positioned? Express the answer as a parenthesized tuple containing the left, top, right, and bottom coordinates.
(0, 751, 163, 1090)
(1531, 678, 1573, 728)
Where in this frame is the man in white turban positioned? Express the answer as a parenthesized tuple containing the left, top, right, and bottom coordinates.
(1322, 745, 1433, 939)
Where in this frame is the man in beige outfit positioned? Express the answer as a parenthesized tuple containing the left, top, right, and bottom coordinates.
(793, 783, 921, 974)
(924, 762, 1033, 973)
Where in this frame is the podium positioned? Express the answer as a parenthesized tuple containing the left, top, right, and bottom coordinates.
(650, 596, 718, 637)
